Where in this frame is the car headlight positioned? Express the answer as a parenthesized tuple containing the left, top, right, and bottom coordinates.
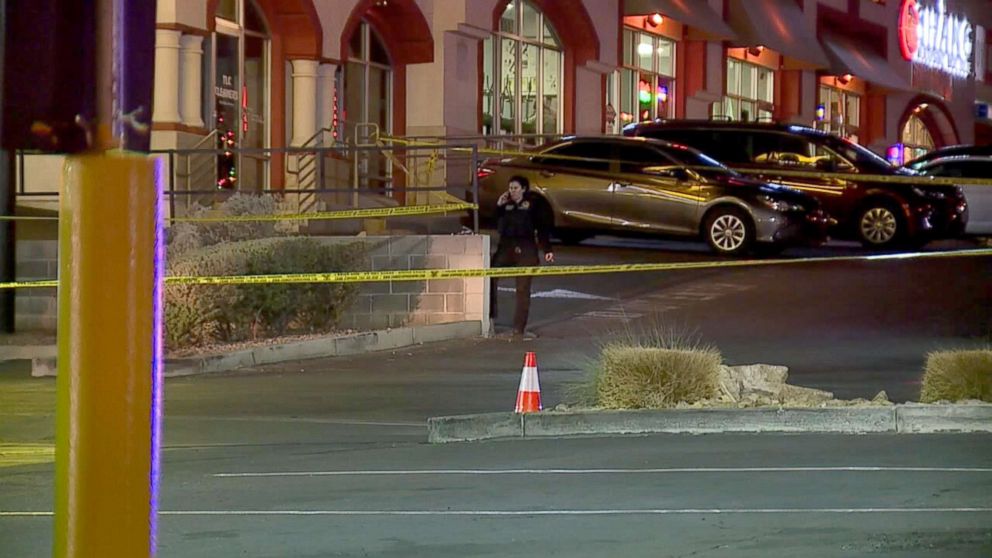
(911, 186, 946, 199)
(759, 195, 804, 212)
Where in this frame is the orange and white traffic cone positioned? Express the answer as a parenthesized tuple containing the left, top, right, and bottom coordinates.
(514, 351, 542, 413)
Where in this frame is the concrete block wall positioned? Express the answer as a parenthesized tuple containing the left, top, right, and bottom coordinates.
(339, 234, 489, 331)
(12, 234, 490, 335)
(14, 240, 59, 331)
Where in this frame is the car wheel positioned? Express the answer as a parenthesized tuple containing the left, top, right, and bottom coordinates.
(703, 206, 754, 256)
(857, 202, 903, 249)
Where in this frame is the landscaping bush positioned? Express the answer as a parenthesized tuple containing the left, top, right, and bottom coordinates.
(919, 349, 992, 403)
(589, 326, 722, 409)
(165, 237, 366, 350)
(167, 193, 286, 258)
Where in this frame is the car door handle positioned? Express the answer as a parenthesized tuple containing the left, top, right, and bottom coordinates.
(539, 170, 555, 178)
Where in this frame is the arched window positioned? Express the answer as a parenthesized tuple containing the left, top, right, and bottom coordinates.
(345, 22, 392, 139)
(212, 0, 270, 190)
(483, 0, 563, 136)
(902, 112, 935, 161)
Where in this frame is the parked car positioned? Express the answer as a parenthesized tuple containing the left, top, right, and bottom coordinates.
(905, 150, 992, 235)
(905, 144, 992, 166)
(624, 121, 969, 249)
(474, 136, 832, 255)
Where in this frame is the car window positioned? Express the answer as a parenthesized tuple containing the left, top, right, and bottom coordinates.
(926, 160, 992, 179)
(686, 130, 744, 164)
(637, 129, 732, 162)
(751, 133, 810, 167)
(749, 133, 855, 173)
(616, 144, 670, 173)
(533, 142, 611, 171)
(655, 144, 736, 177)
(820, 135, 893, 172)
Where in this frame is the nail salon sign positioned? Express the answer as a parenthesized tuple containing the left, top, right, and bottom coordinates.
(898, 0, 973, 78)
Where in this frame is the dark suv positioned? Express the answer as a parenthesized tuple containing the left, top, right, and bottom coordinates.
(625, 121, 968, 249)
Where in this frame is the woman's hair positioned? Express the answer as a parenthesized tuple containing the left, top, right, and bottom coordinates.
(508, 175, 530, 191)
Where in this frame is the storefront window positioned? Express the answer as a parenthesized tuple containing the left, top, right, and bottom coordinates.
(901, 114, 936, 161)
(817, 85, 861, 142)
(483, 0, 562, 136)
(346, 22, 392, 138)
(347, 22, 393, 194)
(211, 0, 269, 191)
(608, 27, 677, 132)
(720, 58, 774, 122)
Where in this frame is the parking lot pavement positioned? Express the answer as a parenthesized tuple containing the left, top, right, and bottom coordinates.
(3, 432, 991, 557)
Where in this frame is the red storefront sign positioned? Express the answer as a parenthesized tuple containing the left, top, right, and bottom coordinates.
(897, 0, 973, 78)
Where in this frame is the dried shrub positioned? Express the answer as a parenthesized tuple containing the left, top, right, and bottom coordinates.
(167, 193, 287, 258)
(594, 345, 722, 409)
(164, 237, 367, 350)
(919, 349, 992, 403)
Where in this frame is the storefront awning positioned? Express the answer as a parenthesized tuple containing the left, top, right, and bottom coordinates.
(820, 33, 913, 93)
(726, 0, 829, 70)
(624, 0, 737, 41)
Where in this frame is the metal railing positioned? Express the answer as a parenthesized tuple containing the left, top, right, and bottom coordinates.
(150, 141, 481, 233)
(11, 131, 485, 233)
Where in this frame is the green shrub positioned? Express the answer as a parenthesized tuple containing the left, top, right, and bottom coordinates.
(919, 349, 992, 403)
(164, 237, 366, 350)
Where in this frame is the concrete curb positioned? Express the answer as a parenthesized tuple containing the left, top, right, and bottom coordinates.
(23, 321, 482, 378)
(427, 404, 992, 443)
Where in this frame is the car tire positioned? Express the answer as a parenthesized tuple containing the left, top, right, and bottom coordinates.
(703, 206, 754, 256)
(856, 201, 904, 249)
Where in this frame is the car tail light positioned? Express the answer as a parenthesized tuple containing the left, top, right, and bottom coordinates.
(477, 166, 496, 179)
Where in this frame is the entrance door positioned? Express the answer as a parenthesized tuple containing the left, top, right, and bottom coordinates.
(212, 1, 270, 192)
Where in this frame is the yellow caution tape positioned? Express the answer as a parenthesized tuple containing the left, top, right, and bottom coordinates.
(1, 203, 477, 223)
(0, 216, 59, 221)
(3, 248, 990, 289)
(172, 202, 476, 223)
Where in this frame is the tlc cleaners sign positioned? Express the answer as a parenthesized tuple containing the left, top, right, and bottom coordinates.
(898, 0, 973, 78)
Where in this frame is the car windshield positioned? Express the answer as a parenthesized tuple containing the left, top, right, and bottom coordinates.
(819, 135, 899, 173)
(660, 146, 738, 177)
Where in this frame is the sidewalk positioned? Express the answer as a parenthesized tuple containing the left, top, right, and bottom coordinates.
(0, 321, 482, 377)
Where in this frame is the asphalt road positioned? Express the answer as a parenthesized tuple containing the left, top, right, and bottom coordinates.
(1, 236, 991, 556)
(495, 236, 992, 402)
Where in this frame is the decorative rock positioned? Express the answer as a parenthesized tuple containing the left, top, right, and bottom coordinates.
(778, 384, 835, 405)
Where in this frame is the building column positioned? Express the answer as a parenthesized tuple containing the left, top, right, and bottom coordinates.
(290, 59, 319, 146)
(153, 29, 182, 124)
(179, 34, 205, 129)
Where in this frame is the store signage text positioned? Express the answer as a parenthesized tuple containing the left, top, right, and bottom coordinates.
(898, 0, 973, 78)
(215, 74, 240, 103)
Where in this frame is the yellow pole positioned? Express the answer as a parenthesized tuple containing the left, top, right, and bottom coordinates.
(54, 153, 162, 557)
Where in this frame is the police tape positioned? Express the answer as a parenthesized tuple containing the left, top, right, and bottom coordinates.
(379, 135, 992, 187)
(0, 202, 477, 223)
(171, 202, 477, 223)
(3, 248, 990, 290)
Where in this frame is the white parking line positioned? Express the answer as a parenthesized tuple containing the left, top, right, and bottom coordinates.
(212, 466, 992, 478)
(3, 508, 991, 517)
